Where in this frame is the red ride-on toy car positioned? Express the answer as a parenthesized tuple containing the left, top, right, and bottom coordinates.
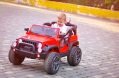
(9, 23, 82, 74)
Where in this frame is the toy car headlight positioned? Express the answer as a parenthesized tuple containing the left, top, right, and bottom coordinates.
(38, 43, 42, 53)
(18, 39, 22, 43)
(12, 41, 17, 47)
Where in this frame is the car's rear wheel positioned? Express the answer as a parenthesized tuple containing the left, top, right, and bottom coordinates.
(44, 52, 60, 75)
(67, 46, 82, 66)
(8, 48, 25, 65)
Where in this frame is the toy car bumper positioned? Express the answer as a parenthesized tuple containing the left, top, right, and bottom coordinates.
(11, 47, 38, 59)
(11, 42, 40, 59)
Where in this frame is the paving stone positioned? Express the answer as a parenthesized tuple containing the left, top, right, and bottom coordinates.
(26, 74, 34, 78)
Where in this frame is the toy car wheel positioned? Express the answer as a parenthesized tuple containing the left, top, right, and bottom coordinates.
(67, 46, 82, 66)
(8, 49, 25, 65)
(44, 52, 60, 75)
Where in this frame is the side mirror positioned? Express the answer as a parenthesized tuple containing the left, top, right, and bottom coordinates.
(24, 28, 29, 32)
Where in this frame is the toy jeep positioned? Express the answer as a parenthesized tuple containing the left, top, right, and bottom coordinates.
(9, 23, 82, 74)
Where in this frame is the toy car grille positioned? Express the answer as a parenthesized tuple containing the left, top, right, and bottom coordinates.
(22, 39, 37, 47)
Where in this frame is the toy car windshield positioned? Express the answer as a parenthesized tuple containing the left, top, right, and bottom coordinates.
(30, 25, 59, 38)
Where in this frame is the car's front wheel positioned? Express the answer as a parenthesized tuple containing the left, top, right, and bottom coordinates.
(8, 48, 25, 65)
(44, 52, 60, 75)
(67, 46, 82, 66)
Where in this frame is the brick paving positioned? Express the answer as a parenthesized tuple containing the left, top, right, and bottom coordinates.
(0, 3, 119, 78)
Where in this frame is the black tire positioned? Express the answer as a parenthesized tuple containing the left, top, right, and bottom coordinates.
(8, 49, 25, 65)
(44, 52, 60, 75)
(67, 46, 82, 66)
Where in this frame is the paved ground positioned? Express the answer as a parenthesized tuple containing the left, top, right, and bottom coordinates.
(0, 2, 119, 78)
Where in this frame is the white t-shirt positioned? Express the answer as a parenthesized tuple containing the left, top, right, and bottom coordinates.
(52, 23, 70, 35)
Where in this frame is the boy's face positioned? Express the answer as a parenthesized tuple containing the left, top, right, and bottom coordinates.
(57, 16, 66, 26)
(57, 13, 66, 26)
(57, 16, 63, 26)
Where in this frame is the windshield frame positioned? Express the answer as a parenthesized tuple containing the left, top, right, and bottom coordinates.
(29, 25, 59, 38)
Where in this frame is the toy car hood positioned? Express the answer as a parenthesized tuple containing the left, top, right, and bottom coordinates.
(22, 34, 57, 44)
